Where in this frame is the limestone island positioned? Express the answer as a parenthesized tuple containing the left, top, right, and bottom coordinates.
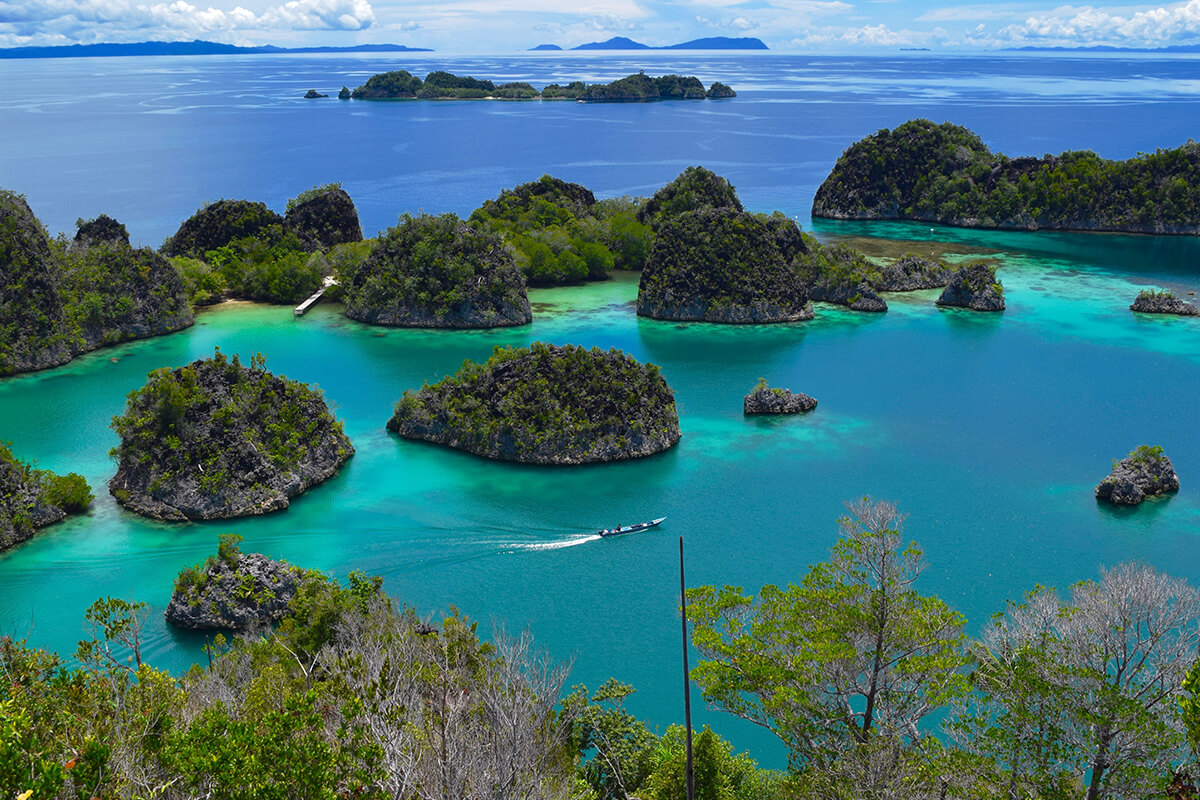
(936, 263, 1005, 311)
(813, 119, 1200, 234)
(166, 534, 307, 631)
(387, 342, 681, 464)
(0, 444, 93, 553)
(162, 185, 364, 307)
(636, 168, 812, 322)
(109, 349, 354, 521)
(1130, 289, 1199, 316)
(469, 174, 652, 285)
(876, 254, 955, 291)
(348, 70, 735, 101)
(342, 213, 531, 328)
(1096, 445, 1180, 505)
(303, 89, 328, 99)
(793, 240, 887, 312)
(744, 379, 817, 415)
(0, 191, 193, 377)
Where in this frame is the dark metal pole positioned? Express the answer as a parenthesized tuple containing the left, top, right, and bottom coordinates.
(680, 536, 695, 800)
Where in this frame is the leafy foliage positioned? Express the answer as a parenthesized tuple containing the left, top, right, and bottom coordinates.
(688, 498, 970, 794)
(638, 206, 811, 322)
(388, 342, 681, 463)
(0, 442, 92, 549)
(639, 165, 744, 231)
(814, 118, 1200, 232)
(342, 212, 530, 328)
(109, 348, 354, 520)
(469, 175, 652, 285)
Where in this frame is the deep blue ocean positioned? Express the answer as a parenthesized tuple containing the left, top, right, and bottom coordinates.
(1, 51, 1199, 766)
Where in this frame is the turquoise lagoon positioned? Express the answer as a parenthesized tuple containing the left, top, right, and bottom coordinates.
(2, 52, 1200, 762)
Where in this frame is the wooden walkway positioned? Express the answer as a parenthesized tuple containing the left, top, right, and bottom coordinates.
(294, 276, 339, 317)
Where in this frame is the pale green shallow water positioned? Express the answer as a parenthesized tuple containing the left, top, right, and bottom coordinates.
(3, 231, 1200, 763)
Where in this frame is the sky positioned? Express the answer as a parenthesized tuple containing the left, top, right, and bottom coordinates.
(6, 0, 1200, 52)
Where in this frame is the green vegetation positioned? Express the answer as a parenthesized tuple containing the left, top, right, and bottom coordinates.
(813, 118, 1200, 233)
(5, 502, 1200, 799)
(1129, 443, 1166, 464)
(688, 497, 1200, 800)
(469, 175, 653, 284)
(342, 212, 530, 328)
(0, 192, 193, 377)
(347, 70, 737, 101)
(0, 442, 92, 550)
(161, 188, 364, 306)
(637, 206, 812, 323)
(109, 348, 354, 520)
(388, 342, 681, 463)
(639, 165, 743, 231)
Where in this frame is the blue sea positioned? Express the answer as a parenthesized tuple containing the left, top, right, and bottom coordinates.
(1, 51, 1199, 766)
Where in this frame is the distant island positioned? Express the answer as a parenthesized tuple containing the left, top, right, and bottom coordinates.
(0, 39, 431, 59)
(531, 36, 767, 51)
(344, 70, 735, 101)
(1007, 44, 1200, 53)
(813, 119, 1200, 235)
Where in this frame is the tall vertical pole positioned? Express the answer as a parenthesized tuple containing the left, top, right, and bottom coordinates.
(680, 536, 695, 800)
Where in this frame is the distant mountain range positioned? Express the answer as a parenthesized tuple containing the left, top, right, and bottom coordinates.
(0, 40, 432, 59)
(1006, 43, 1200, 53)
(530, 36, 768, 51)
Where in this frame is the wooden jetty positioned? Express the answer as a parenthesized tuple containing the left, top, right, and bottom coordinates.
(294, 276, 339, 317)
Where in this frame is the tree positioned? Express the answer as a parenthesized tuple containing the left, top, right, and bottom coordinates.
(963, 562, 1200, 800)
(687, 498, 969, 798)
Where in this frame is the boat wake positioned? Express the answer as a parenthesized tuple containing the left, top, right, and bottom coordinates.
(507, 534, 602, 552)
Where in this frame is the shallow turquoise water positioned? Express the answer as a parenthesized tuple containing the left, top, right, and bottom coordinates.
(4, 52, 1200, 765)
(4, 239, 1200, 764)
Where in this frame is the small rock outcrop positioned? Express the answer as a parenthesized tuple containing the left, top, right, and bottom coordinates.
(1095, 445, 1180, 505)
(338, 86, 352, 99)
(1130, 290, 1199, 316)
(303, 89, 328, 99)
(166, 536, 304, 631)
(876, 254, 954, 291)
(284, 184, 363, 249)
(161, 199, 287, 259)
(387, 342, 681, 464)
(73, 214, 130, 249)
(743, 382, 817, 415)
(936, 262, 1005, 311)
(109, 349, 354, 521)
(0, 444, 92, 553)
(343, 213, 531, 328)
(638, 207, 812, 323)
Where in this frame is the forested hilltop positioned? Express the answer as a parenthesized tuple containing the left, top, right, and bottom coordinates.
(0, 192, 193, 377)
(813, 119, 1200, 234)
(344, 69, 735, 100)
(5, 500, 1200, 799)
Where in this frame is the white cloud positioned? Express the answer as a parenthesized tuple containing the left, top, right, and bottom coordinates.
(0, 0, 374, 41)
(996, 1, 1200, 46)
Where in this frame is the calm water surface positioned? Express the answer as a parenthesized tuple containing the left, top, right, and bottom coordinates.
(2, 52, 1200, 765)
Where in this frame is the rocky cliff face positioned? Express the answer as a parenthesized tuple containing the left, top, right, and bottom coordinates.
(1, 197, 194, 377)
(936, 263, 1005, 311)
(166, 551, 303, 631)
(0, 445, 90, 553)
(109, 351, 354, 521)
(813, 119, 1200, 234)
(1095, 447, 1180, 505)
(637, 208, 813, 323)
(161, 199, 287, 259)
(388, 342, 681, 464)
(285, 185, 363, 250)
(876, 255, 954, 291)
(743, 386, 817, 415)
(0, 191, 74, 376)
(1130, 291, 1199, 316)
(343, 214, 531, 329)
